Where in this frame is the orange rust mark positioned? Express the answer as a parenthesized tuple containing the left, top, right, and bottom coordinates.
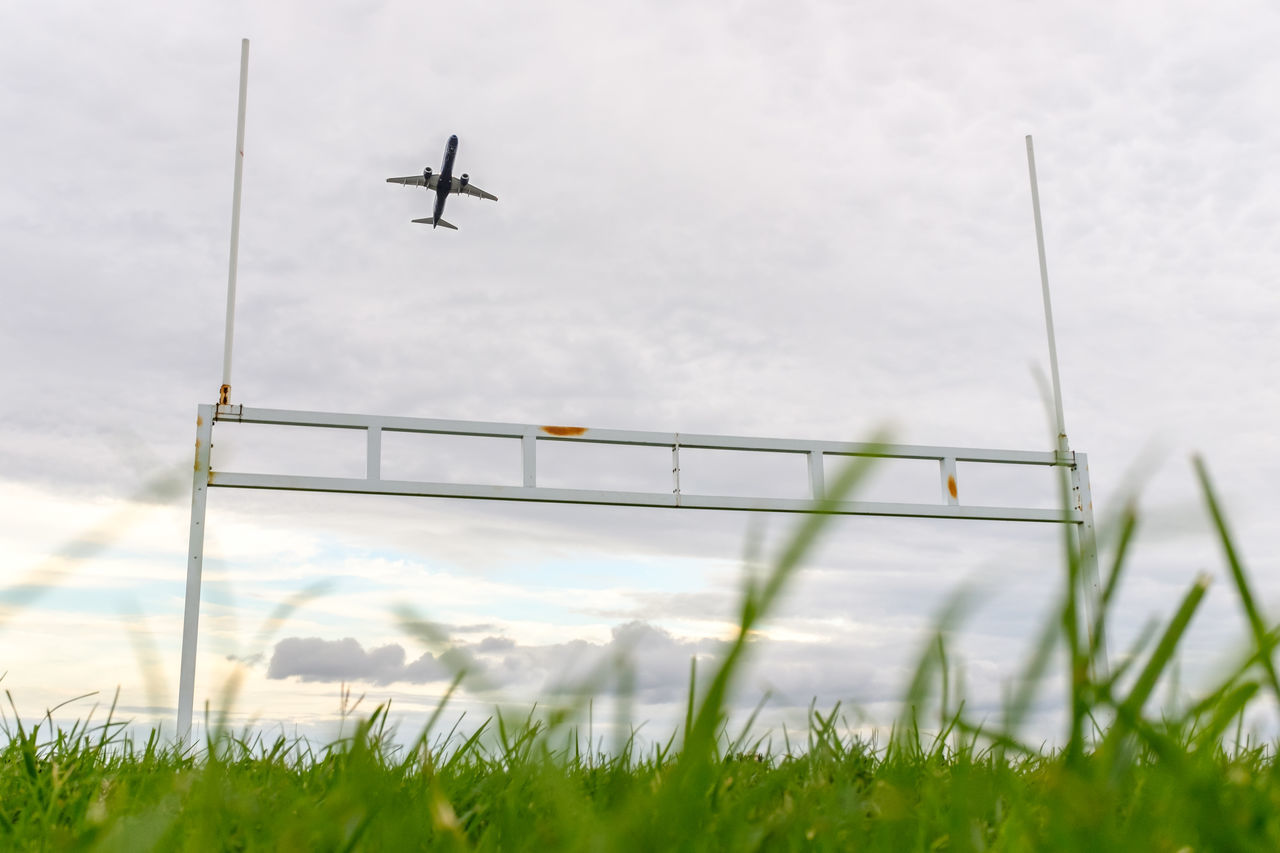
(194, 439, 201, 471)
(541, 425, 588, 437)
(197, 415, 204, 426)
(947, 475, 958, 499)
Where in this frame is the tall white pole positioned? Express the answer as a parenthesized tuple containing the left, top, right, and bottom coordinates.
(220, 38, 250, 406)
(177, 404, 214, 742)
(1025, 135, 1069, 457)
(1025, 136, 1107, 674)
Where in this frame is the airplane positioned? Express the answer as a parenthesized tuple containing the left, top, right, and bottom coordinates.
(386, 134, 497, 230)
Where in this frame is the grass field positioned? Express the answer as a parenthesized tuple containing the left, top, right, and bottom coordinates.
(4, 456, 1279, 850)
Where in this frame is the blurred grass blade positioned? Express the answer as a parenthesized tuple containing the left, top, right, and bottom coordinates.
(1, 464, 187, 628)
(895, 589, 972, 757)
(1002, 595, 1060, 740)
(1105, 573, 1210, 752)
(1193, 455, 1280, 706)
(1088, 501, 1138, 669)
(681, 441, 884, 764)
(1194, 680, 1259, 750)
(215, 581, 333, 733)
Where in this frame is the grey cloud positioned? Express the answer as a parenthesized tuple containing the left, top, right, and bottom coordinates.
(265, 623, 717, 701)
(267, 637, 447, 685)
(441, 621, 719, 703)
(475, 636, 516, 652)
(458, 621, 914, 707)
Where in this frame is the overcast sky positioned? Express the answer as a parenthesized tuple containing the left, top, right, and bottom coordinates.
(2, 0, 1278, 748)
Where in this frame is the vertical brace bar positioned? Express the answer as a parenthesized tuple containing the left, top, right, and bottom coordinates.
(671, 435, 681, 507)
(808, 451, 825, 500)
(177, 404, 215, 742)
(1072, 452, 1108, 676)
(522, 432, 536, 487)
(366, 426, 382, 481)
(940, 457, 959, 506)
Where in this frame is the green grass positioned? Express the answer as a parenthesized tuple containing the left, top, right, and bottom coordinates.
(4, 454, 1280, 851)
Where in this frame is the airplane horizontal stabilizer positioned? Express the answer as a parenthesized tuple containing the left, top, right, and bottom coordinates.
(411, 217, 458, 230)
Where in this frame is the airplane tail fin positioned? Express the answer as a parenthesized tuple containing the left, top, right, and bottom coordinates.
(411, 217, 458, 230)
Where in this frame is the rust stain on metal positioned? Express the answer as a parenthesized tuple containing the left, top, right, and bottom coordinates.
(541, 425, 588, 437)
(947, 475, 958, 499)
(197, 415, 204, 427)
(194, 439, 201, 471)
(218, 384, 231, 406)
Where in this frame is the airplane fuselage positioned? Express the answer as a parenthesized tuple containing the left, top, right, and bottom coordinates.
(432, 135, 459, 225)
(389, 134, 495, 230)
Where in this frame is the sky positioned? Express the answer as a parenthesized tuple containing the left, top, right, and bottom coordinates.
(2, 0, 1278, 750)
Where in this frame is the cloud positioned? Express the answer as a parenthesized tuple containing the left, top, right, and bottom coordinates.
(474, 621, 718, 702)
(265, 623, 708, 696)
(264, 621, 915, 709)
(267, 636, 447, 685)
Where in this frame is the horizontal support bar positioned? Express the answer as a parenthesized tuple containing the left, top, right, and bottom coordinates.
(207, 471, 1083, 524)
(214, 405, 1068, 467)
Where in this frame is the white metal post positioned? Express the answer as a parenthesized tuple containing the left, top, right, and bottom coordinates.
(522, 432, 537, 487)
(939, 457, 958, 506)
(807, 451, 825, 500)
(1025, 135, 1070, 458)
(220, 39, 250, 407)
(366, 425, 382, 480)
(1072, 453, 1108, 674)
(1026, 137, 1105, 673)
(671, 436, 681, 506)
(177, 404, 215, 741)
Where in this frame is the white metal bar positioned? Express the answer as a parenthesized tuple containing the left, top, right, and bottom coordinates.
(940, 457, 958, 506)
(206, 471, 1082, 523)
(177, 404, 215, 741)
(808, 451, 825, 500)
(366, 426, 381, 480)
(1072, 453, 1108, 675)
(1025, 135, 1070, 457)
(671, 436, 681, 506)
(220, 39, 250, 406)
(213, 406, 1068, 467)
(522, 431, 536, 487)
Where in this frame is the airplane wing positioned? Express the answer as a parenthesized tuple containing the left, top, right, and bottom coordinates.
(457, 182, 498, 201)
(387, 174, 439, 189)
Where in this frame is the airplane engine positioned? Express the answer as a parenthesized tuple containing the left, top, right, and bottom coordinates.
(459, 173, 470, 189)
(422, 167, 433, 181)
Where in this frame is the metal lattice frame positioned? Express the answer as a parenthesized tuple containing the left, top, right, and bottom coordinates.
(177, 403, 1101, 738)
